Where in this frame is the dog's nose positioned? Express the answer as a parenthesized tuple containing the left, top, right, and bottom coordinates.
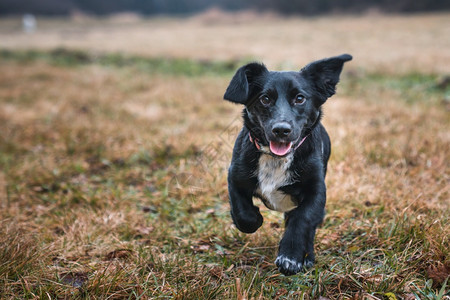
(272, 122, 292, 138)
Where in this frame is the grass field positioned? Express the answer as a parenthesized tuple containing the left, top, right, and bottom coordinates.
(0, 13, 449, 299)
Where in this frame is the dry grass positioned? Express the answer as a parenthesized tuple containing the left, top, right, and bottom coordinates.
(1, 14, 449, 299)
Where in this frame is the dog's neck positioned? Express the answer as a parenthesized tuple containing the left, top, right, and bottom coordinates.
(242, 109, 264, 143)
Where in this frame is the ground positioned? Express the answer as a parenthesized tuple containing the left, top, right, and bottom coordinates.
(0, 12, 449, 299)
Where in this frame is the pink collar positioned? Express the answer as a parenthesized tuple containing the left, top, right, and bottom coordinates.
(293, 134, 309, 151)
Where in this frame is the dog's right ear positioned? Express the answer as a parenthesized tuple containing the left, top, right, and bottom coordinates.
(224, 63, 268, 105)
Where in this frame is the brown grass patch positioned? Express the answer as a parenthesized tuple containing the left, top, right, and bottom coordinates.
(0, 13, 449, 74)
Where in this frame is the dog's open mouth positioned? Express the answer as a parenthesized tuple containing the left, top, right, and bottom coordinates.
(269, 141, 293, 156)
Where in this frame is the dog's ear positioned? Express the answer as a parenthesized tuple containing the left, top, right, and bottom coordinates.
(224, 63, 268, 105)
(301, 54, 352, 99)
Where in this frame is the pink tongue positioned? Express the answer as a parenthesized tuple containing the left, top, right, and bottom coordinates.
(269, 141, 292, 156)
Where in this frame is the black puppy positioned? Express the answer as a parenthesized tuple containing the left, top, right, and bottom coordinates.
(223, 54, 352, 275)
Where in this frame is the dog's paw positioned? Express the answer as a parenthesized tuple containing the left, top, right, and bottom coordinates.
(275, 255, 314, 276)
(231, 207, 263, 234)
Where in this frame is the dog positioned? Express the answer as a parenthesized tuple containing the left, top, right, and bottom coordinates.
(223, 54, 352, 275)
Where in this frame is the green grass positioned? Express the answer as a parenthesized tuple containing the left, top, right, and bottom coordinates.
(344, 71, 449, 104)
(0, 48, 239, 77)
(0, 49, 448, 299)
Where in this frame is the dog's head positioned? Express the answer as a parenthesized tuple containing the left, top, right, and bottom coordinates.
(224, 54, 352, 157)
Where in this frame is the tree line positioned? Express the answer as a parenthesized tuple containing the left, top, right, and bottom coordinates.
(0, 0, 448, 16)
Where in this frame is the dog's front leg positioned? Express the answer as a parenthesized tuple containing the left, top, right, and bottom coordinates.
(275, 182, 326, 275)
(228, 178, 263, 234)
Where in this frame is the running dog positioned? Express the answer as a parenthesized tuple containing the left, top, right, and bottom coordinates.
(223, 54, 352, 275)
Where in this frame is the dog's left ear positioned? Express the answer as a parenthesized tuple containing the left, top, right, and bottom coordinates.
(224, 62, 269, 105)
(301, 54, 352, 100)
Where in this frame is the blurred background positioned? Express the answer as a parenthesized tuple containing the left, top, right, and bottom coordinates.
(0, 0, 449, 74)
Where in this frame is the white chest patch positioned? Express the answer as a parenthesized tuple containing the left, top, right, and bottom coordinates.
(256, 153, 297, 212)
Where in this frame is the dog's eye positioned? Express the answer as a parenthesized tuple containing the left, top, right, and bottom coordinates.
(294, 94, 306, 105)
(259, 95, 272, 106)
